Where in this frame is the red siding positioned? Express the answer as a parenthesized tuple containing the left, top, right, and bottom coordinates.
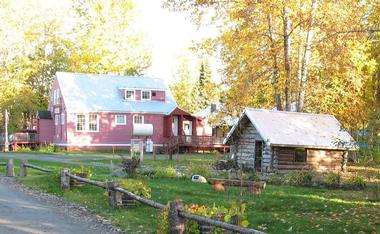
(152, 90, 165, 101)
(37, 119, 54, 143)
(66, 113, 168, 146)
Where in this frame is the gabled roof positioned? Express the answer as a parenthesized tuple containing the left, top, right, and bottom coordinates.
(56, 72, 177, 114)
(224, 108, 358, 150)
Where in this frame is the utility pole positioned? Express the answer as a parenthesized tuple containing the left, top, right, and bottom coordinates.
(4, 109, 9, 152)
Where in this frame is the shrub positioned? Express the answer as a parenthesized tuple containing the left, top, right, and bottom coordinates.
(285, 171, 313, 186)
(116, 178, 151, 199)
(188, 163, 213, 179)
(155, 167, 178, 178)
(268, 174, 284, 185)
(345, 175, 366, 190)
(39, 144, 58, 153)
(71, 166, 93, 177)
(120, 157, 140, 177)
(324, 172, 341, 188)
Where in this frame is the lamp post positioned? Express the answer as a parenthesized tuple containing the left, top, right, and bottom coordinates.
(4, 109, 9, 152)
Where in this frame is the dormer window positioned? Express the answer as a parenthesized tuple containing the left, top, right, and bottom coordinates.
(125, 89, 135, 100)
(142, 90, 151, 100)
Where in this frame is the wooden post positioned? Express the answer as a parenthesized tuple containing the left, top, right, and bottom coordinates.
(61, 168, 70, 191)
(169, 200, 185, 234)
(4, 109, 9, 152)
(140, 141, 144, 163)
(153, 146, 156, 161)
(6, 159, 14, 177)
(20, 159, 27, 177)
(106, 182, 123, 208)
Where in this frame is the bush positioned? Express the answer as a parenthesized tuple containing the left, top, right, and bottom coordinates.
(71, 166, 93, 177)
(120, 157, 140, 177)
(285, 171, 313, 186)
(345, 175, 366, 190)
(324, 172, 341, 188)
(116, 178, 151, 199)
(188, 163, 213, 179)
(268, 174, 284, 185)
(39, 144, 58, 153)
(154, 167, 186, 179)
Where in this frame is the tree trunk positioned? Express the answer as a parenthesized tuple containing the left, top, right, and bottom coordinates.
(267, 13, 282, 110)
(297, 0, 318, 112)
(283, 6, 292, 111)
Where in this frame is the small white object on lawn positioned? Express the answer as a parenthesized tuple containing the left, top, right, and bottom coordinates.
(191, 175, 207, 183)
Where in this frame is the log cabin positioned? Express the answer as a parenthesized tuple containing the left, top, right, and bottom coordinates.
(224, 108, 358, 173)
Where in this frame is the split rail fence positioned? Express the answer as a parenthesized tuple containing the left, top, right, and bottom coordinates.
(1, 159, 265, 234)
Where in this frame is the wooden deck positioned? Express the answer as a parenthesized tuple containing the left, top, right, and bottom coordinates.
(167, 135, 228, 154)
(9, 132, 39, 150)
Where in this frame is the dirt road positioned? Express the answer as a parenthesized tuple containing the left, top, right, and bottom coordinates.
(0, 177, 120, 234)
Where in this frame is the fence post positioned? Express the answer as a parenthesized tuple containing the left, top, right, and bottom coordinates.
(106, 181, 122, 208)
(6, 159, 14, 177)
(61, 168, 70, 191)
(169, 199, 185, 234)
(20, 159, 27, 177)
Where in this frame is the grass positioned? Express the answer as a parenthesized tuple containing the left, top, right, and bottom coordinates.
(0, 156, 379, 233)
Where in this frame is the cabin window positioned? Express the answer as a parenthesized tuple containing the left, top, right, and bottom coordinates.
(125, 89, 135, 100)
(88, 114, 99, 132)
(151, 91, 156, 97)
(133, 115, 144, 124)
(115, 114, 126, 125)
(142, 90, 151, 100)
(76, 114, 86, 131)
(295, 148, 307, 162)
(54, 114, 59, 126)
(61, 113, 65, 125)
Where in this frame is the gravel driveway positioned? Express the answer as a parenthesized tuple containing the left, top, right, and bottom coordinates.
(0, 177, 122, 234)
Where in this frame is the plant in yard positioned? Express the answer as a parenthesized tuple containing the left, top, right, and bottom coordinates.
(285, 171, 314, 186)
(188, 162, 213, 179)
(184, 203, 250, 233)
(120, 156, 140, 177)
(268, 173, 284, 185)
(345, 175, 366, 190)
(115, 178, 151, 199)
(155, 167, 179, 178)
(324, 172, 341, 188)
(71, 166, 93, 178)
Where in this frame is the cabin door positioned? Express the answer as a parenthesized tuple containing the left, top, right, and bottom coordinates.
(255, 141, 263, 171)
(183, 120, 192, 143)
(172, 116, 179, 136)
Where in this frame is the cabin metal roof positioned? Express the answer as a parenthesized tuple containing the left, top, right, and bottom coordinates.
(224, 108, 358, 150)
(56, 72, 177, 114)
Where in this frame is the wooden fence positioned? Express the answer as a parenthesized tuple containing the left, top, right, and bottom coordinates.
(3, 160, 265, 234)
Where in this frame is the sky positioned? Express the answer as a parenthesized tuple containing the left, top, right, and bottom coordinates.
(134, 0, 219, 82)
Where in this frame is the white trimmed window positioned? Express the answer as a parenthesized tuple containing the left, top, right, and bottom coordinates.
(141, 90, 151, 100)
(61, 113, 65, 125)
(53, 90, 56, 105)
(125, 89, 135, 100)
(115, 114, 126, 125)
(56, 90, 60, 104)
(54, 114, 59, 126)
(76, 114, 86, 131)
(88, 114, 99, 132)
(133, 115, 144, 124)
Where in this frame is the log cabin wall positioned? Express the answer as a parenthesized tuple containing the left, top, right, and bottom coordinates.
(231, 119, 263, 168)
(274, 147, 346, 172)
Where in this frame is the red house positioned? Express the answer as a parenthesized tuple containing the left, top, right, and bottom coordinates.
(37, 72, 224, 151)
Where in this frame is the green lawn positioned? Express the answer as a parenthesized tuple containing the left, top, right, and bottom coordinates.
(0, 157, 379, 233)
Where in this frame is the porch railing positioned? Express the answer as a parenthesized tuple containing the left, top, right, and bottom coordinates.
(9, 133, 39, 143)
(169, 135, 225, 147)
